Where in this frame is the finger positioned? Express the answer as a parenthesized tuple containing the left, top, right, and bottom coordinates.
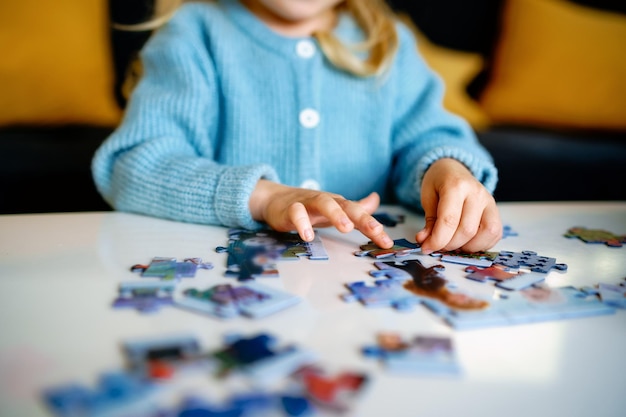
(287, 202, 315, 242)
(356, 192, 381, 215)
(416, 186, 439, 248)
(440, 197, 483, 251)
(306, 194, 355, 233)
(420, 192, 463, 254)
(339, 199, 393, 249)
(460, 202, 503, 252)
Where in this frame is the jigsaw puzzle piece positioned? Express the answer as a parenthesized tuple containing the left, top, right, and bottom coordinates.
(440, 286, 616, 330)
(464, 265, 519, 283)
(362, 332, 461, 375)
(172, 392, 312, 417)
(212, 333, 317, 385)
(216, 229, 328, 281)
(342, 280, 422, 311)
(294, 366, 368, 412)
(564, 227, 626, 247)
(597, 283, 626, 308)
(175, 282, 301, 319)
(430, 250, 498, 267)
(122, 334, 206, 380)
(354, 238, 420, 258)
(372, 212, 405, 227)
(42, 371, 155, 417)
(493, 250, 567, 274)
(112, 281, 176, 313)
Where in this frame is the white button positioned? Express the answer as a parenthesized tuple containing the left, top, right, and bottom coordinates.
(300, 179, 320, 190)
(299, 108, 320, 128)
(296, 40, 316, 58)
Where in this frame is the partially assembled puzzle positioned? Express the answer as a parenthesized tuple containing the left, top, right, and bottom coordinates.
(216, 228, 328, 281)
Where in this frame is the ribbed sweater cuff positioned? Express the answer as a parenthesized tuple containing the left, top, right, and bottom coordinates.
(214, 164, 279, 230)
(417, 146, 499, 194)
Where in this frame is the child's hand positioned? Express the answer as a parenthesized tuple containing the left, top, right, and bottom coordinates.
(416, 158, 502, 254)
(250, 180, 394, 249)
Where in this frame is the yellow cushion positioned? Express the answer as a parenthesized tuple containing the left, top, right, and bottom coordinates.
(0, 0, 122, 127)
(478, 0, 626, 131)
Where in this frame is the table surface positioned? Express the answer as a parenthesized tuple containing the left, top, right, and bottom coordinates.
(1, 202, 625, 417)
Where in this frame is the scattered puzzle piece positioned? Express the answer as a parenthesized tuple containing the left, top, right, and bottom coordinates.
(112, 281, 176, 313)
(421, 285, 615, 330)
(564, 227, 626, 247)
(169, 392, 312, 417)
(342, 279, 423, 311)
(362, 332, 461, 375)
(597, 283, 626, 308)
(212, 333, 317, 384)
(354, 238, 420, 258)
(371, 260, 489, 310)
(42, 371, 155, 417)
(175, 282, 301, 318)
(294, 366, 368, 412)
(464, 265, 545, 290)
(216, 229, 328, 281)
(122, 334, 204, 374)
(502, 225, 518, 239)
(131, 257, 212, 281)
(493, 250, 567, 274)
(430, 250, 499, 267)
(372, 212, 405, 227)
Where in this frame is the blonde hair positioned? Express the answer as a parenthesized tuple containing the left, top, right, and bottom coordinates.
(316, 0, 399, 77)
(114, 0, 399, 77)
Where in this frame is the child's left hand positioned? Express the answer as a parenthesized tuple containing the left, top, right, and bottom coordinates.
(416, 158, 502, 254)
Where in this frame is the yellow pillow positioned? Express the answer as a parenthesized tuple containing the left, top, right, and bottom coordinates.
(0, 1, 122, 127)
(477, 0, 626, 131)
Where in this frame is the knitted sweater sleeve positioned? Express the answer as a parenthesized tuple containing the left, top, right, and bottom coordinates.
(389, 24, 498, 210)
(91, 8, 278, 229)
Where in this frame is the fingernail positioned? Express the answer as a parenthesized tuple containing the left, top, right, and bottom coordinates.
(303, 229, 314, 241)
(341, 217, 352, 227)
(382, 236, 393, 247)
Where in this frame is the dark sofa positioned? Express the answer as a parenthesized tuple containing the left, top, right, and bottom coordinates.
(1, 0, 625, 215)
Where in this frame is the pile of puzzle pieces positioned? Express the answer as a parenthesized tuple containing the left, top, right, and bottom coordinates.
(42, 332, 369, 417)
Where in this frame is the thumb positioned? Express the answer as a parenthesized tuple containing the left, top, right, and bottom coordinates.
(416, 188, 438, 245)
(358, 192, 381, 215)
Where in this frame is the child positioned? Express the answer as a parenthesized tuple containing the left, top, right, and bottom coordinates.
(93, 0, 502, 254)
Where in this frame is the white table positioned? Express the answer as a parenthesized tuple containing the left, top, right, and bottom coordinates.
(0, 202, 625, 417)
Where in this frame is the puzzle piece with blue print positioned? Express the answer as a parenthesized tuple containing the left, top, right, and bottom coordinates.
(163, 392, 312, 417)
(215, 229, 328, 281)
(372, 212, 405, 227)
(362, 332, 461, 375)
(131, 257, 212, 281)
(342, 279, 423, 311)
(175, 282, 301, 319)
(502, 224, 519, 239)
(354, 238, 420, 258)
(42, 370, 155, 417)
(430, 250, 499, 267)
(112, 281, 176, 314)
(493, 250, 567, 274)
(212, 333, 317, 384)
(464, 265, 546, 291)
(564, 227, 626, 247)
(420, 285, 615, 330)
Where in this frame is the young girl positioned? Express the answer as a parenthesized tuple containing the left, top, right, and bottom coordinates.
(93, 0, 502, 254)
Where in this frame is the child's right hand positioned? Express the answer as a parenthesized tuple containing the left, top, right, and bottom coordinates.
(250, 180, 394, 249)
